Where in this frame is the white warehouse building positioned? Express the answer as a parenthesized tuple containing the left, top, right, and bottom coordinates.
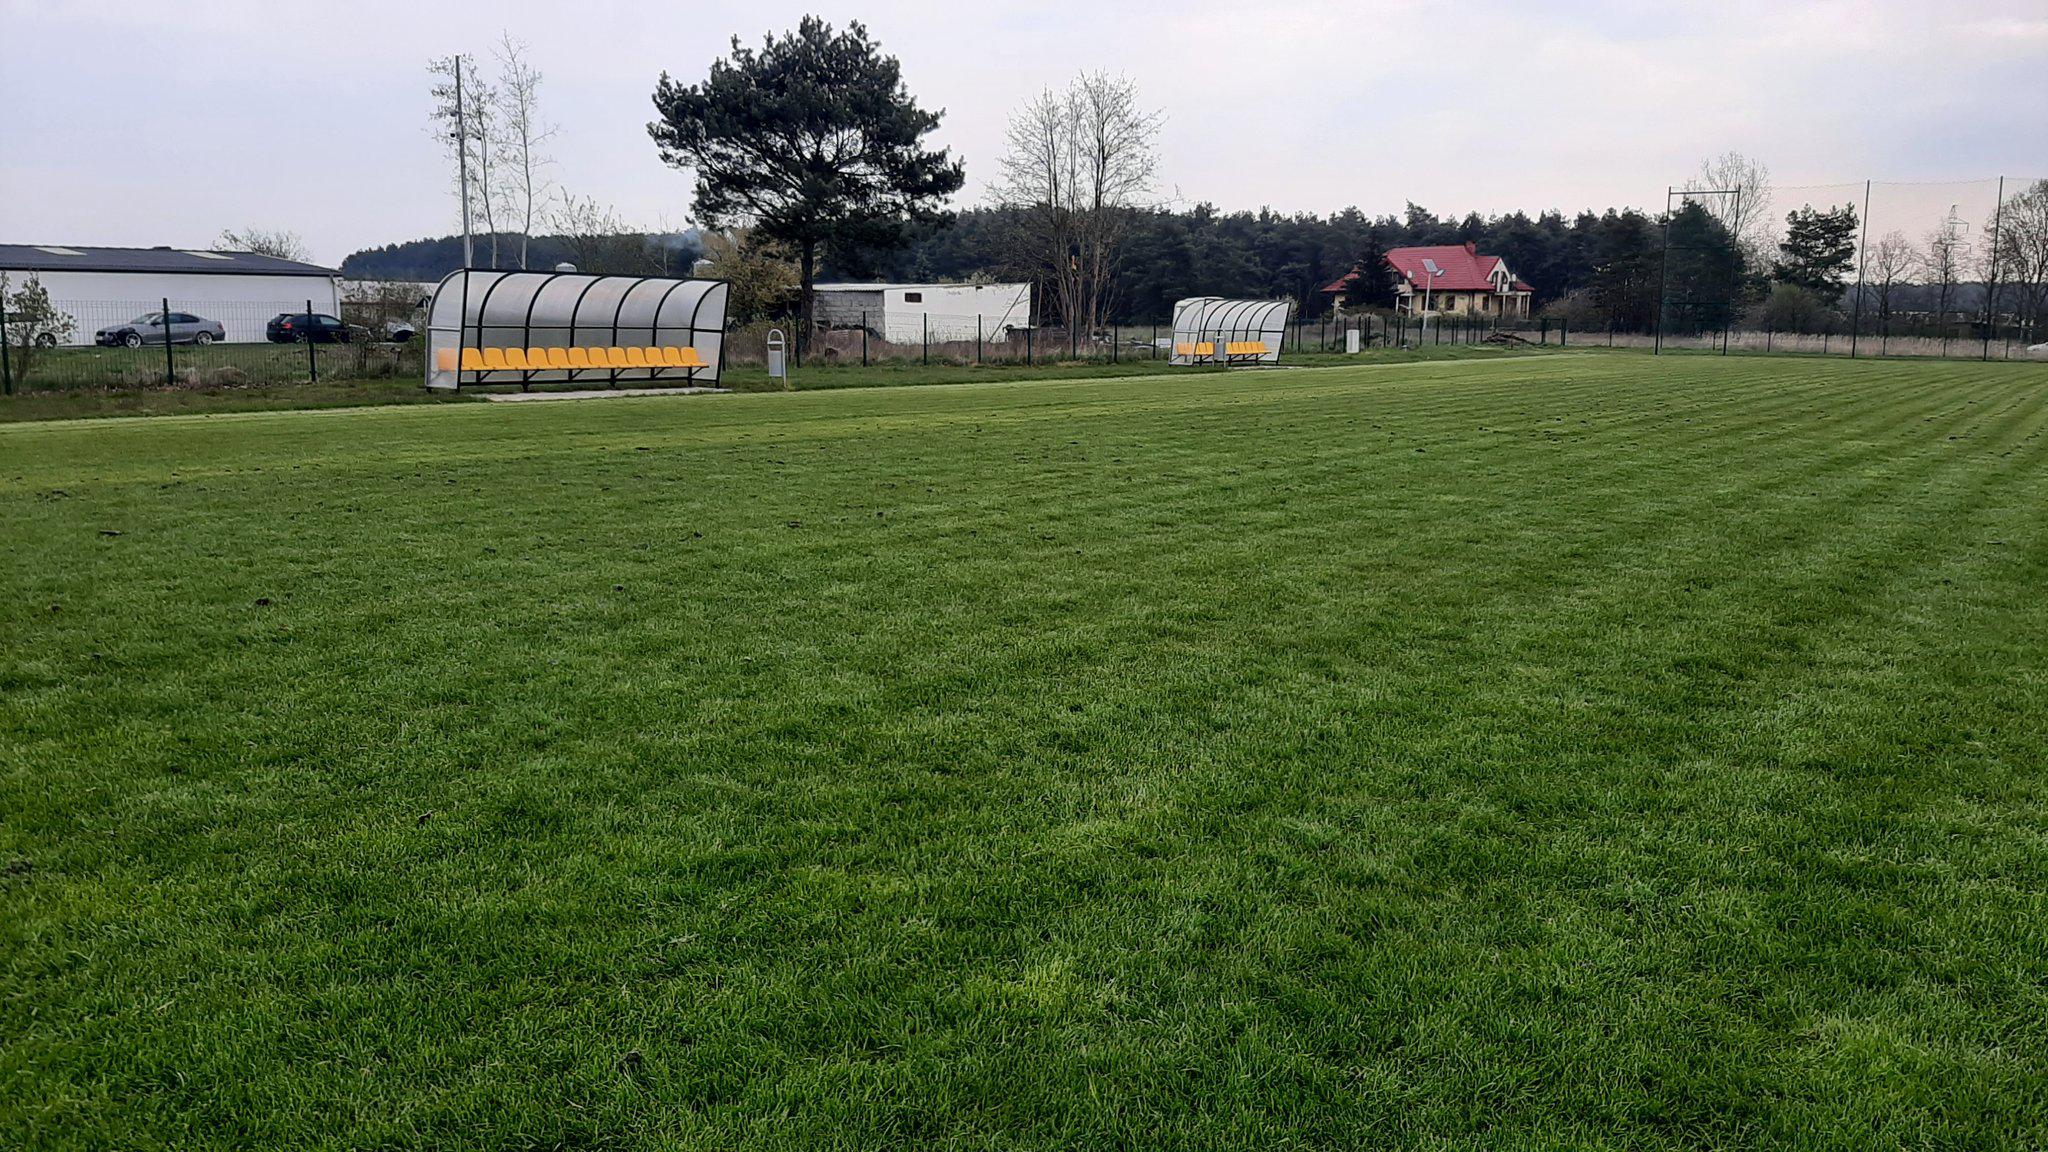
(811, 282, 1031, 343)
(0, 244, 341, 345)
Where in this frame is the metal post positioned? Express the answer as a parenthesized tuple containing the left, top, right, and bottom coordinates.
(1151, 322, 1158, 359)
(1111, 321, 1118, 364)
(1561, 319, 1568, 348)
(1654, 187, 1672, 355)
(922, 312, 928, 365)
(0, 286, 12, 395)
(1850, 179, 1871, 359)
(862, 310, 868, 366)
(163, 297, 176, 386)
(1984, 176, 2005, 362)
(454, 57, 473, 270)
(306, 298, 318, 382)
(1027, 324, 1033, 365)
(977, 314, 982, 365)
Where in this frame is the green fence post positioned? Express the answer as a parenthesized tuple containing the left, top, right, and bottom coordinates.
(0, 287, 12, 395)
(306, 298, 318, 383)
(162, 297, 177, 387)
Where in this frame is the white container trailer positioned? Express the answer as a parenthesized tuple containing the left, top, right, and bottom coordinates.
(0, 245, 341, 344)
(811, 282, 1031, 344)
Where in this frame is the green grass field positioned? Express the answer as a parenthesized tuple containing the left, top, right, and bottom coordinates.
(4, 354, 2046, 1148)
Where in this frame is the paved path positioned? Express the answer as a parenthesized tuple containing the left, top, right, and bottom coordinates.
(483, 386, 729, 403)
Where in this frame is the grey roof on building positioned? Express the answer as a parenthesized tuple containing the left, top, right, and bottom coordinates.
(0, 244, 338, 277)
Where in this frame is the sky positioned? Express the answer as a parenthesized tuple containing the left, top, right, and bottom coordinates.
(2, 0, 2043, 266)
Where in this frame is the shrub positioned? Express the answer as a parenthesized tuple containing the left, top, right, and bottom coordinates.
(1745, 284, 1844, 334)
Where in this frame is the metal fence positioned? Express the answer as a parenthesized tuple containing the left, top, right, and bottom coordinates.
(720, 310, 1574, 371)
(0, 295, 424, 394)
(1647, 174, 2048, 362)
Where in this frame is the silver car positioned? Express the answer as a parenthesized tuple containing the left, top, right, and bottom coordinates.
(95, 311, 227, 348)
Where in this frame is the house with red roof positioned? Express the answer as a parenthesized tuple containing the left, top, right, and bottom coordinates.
(1322, 241, 1533, 319)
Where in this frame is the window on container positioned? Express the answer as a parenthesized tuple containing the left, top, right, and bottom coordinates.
(902, 292, 922, 303)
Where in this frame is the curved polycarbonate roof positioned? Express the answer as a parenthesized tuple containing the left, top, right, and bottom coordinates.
(1170, 297, 1293, 365)
(425, 269, 729, 390)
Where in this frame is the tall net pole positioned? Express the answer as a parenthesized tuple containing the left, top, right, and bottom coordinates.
(1984, 176, 2005, 361)
(1850, 180, 1871, 359)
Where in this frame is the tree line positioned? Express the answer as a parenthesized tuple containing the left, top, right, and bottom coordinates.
(392, 18, 2047, 344)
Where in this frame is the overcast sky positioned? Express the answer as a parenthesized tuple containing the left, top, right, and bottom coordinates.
(3, 0, 2043, 265)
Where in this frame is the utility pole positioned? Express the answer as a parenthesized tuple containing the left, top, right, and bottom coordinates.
(455, 56, 474, 269)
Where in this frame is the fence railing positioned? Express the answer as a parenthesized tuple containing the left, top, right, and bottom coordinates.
(0, 296, 423, 394)
(719, 311, 1577, 372)
(8, 298, 2041, 396)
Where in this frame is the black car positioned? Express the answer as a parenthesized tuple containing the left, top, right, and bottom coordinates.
(266, 312, 359, 343)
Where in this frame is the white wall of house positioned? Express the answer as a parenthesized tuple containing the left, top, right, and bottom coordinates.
(17, 271, 341, 344)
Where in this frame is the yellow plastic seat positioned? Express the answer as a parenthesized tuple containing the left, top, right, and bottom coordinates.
(654, 347, 683, 368)
(544, 348, 572, 369)
(460, 348, 487, 371)
(480, 347, 509, 371)
(565, 347, 593, 369)
(435, 349, 456, 372)
(526, 348, 553, 370)
(674, 347, 706, 368)
(604, 347, 631, 368)
(502, 348, 533, 370)
(622, 348, 648, 368)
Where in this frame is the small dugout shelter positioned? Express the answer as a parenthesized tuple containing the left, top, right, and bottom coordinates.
(425, 269, 729, 391)
(1169, 297, 1292, 366)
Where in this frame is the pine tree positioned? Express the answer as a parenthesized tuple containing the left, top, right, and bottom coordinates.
(1772, 204, 1859, 298)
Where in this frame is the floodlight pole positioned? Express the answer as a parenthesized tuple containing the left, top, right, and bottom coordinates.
(1421, 270, 1439, 342)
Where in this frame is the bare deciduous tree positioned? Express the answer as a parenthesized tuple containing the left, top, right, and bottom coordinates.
(1863, 229, 1915, 333)
(492, 34, 555, 271)
(216, 228, 310, 263)
(1685, 151, 1774, 269)
(429, 55, 502, 268)
(542, 191, 656, 276)
(1920, 209, 1971, 329)
(1983, 180, 2048, 340)
(994, 72, 1160, 337)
